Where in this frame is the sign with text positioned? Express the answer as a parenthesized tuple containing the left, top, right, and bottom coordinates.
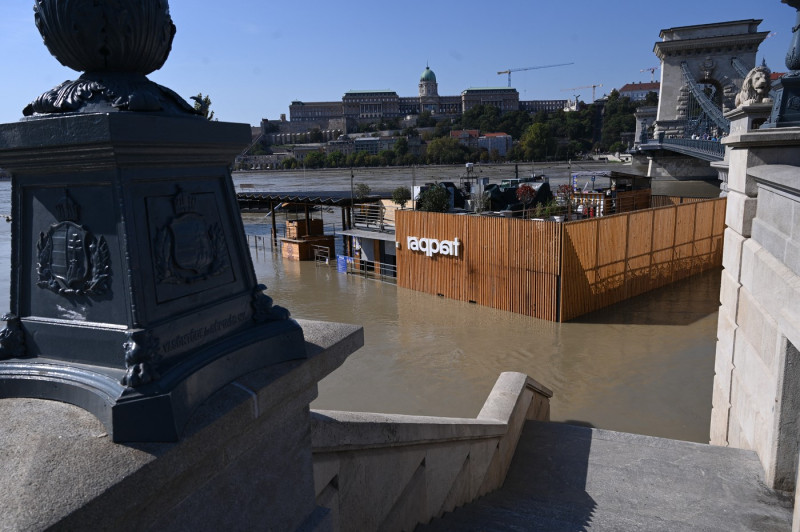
(406, 236, 461, 257)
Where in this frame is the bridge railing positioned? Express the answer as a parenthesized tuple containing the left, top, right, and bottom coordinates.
(661, 137, 726, 159)
(640, 136, 726, 161)
(353, 203, 397, 232)
(663, 137, 725, 154)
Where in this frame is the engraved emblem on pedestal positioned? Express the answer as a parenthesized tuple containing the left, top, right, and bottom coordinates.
(36, 191, 110, 296)
(154, 188, 230, 284)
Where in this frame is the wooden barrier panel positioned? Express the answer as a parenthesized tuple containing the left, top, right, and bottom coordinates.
(559, 198, 726, 321)
(396, 211, 561, 321)
(395, 198, 725, 323)
(650, 195, 708, 208)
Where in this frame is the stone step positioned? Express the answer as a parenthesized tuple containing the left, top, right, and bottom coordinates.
(418, 420, 793, 531)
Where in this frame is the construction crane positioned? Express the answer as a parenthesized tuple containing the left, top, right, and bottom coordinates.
(497, 62, 573, 88)
(640, 66, 659, 82)
(561, 84, 604, 102)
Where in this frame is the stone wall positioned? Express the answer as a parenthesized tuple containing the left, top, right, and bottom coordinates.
(310, 372, 552, 532)
(710, 125, 800, 497)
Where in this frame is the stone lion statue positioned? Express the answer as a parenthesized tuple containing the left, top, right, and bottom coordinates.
(735, 65, 772, 108)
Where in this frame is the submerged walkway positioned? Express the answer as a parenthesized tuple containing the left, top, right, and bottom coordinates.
(419, 421, 793, 531)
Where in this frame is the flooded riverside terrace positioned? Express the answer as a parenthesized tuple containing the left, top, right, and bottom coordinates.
(0, 164, 720, 443)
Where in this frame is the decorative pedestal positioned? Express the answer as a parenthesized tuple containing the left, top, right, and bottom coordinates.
(762, 75, 800, 128)
(714, 103, 774, 196)
(0, 113, 305, 441)
(762, 1, 800, 129)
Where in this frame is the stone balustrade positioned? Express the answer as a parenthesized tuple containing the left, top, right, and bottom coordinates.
(310, 372, 552, 532)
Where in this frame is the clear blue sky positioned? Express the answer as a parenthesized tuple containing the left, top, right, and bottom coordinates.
(0, 1, 794, 126)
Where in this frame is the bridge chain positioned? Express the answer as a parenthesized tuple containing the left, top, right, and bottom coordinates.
(730, 57, 751, 79)
(680, 61, 730, 135)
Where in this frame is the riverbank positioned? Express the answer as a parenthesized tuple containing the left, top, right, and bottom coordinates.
(232, 160, 626, 194)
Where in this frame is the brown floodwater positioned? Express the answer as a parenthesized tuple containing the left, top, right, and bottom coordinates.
(0, 167, 720, 443)
(248, 236, 719, 444)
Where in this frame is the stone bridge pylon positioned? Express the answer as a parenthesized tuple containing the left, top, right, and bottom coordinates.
(654, 19, 770, 139)
(636, 20, 772, 197)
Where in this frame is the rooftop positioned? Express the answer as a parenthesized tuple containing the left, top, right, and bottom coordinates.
(619, 82, 660, 92)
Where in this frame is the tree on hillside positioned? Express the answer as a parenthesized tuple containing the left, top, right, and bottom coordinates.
(497, 110, 533, 140)
(599, 90, 637, 150)
(425, 136, 466, 164)
(352, 151, 370, 167)
(458, 104, 500, 133)
(417, 111, 436, 128)
(433, 119, 452, 138)
(377, 149, 396, 166)
(394, 137, 409, 157)
(640, 91, 659, 107)
(246, 143, 269, 156)
(326, 151, 346, 168)
(303, 151, 325, 169)
(519, 122, 556, 161)
(309, 128, 324, 143)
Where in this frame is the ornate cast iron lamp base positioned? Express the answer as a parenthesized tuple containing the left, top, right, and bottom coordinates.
(0, 1, 305, 442)
(763, 0, 800, 127)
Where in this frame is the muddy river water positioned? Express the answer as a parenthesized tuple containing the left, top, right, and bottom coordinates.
(0, 164, 720, 442)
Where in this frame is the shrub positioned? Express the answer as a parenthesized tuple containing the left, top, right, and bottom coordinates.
(417, 185, 450, 212)
(391, 186, 412, 209)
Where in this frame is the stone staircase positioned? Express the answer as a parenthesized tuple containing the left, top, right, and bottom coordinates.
(418, 421, 794, 531)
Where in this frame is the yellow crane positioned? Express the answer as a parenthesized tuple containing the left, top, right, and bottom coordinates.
(497, 62, 573, 88)
(561, 83, 604, 102)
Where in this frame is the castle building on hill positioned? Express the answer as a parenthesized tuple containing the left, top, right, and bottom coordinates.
(286, 66, 568, 133)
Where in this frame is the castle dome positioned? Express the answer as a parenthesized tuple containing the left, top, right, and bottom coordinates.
(420, 66, 437, 83)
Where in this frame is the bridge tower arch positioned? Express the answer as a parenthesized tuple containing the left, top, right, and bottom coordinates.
(654, 20, 769, 139)
(636, 20, 771, 196)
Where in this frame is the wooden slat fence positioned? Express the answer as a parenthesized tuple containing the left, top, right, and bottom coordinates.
(650, 195, 708, 208)
(615, 189, 652, 213)
(396, 211, 562, 321)
(395, 197, 725, 322)
(559, 198, 726, 321)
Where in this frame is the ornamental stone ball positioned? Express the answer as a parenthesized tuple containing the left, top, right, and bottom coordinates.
(33, 0, 175, 74)
(24, 0, 199, 116)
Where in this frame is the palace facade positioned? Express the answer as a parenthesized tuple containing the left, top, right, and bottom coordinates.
(286, 66, 567, 133)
